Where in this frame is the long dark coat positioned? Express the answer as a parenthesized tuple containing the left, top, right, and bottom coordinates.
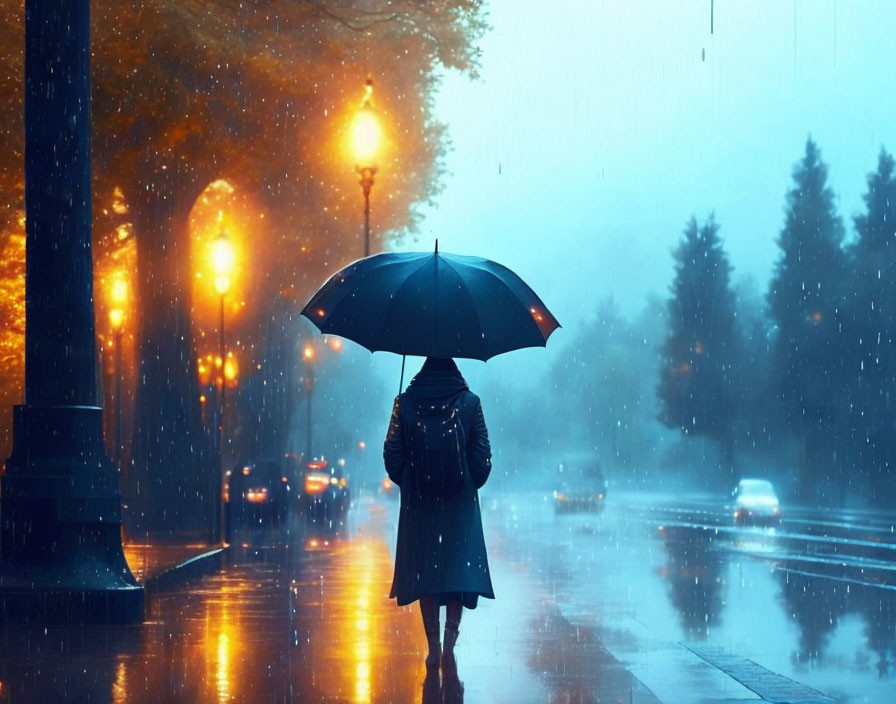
(383, 358, 494, 608)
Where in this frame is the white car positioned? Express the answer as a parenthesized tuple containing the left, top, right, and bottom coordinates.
(732, 478, 781, 526)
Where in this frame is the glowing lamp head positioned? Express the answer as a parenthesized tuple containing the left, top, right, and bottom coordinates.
(108, 308, 124, 331)
(210, 231, 235, 294)
(351, 107, 381, 166)
(351, 78, 381, 165)
(303, 345, 315, 362)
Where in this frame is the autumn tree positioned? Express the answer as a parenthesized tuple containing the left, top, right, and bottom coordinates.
(0, 0, 487, 533)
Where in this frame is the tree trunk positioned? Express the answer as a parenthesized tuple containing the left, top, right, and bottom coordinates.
(130, 160, 209, 538)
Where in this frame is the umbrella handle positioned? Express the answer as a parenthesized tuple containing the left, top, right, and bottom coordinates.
(398, 354, 406, 395)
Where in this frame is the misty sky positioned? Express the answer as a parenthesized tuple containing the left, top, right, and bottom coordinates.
(376, 0, 896, 392)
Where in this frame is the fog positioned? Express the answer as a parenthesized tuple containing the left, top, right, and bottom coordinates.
(297, 2, 876, 493)
(5, 3, 896, 700)
(416, 0, 896, 321)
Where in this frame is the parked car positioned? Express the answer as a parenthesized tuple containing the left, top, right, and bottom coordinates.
(553, 456, 607, 514)
(731, 478, 781, 526)
(298, 458, 350, 524)
(225, 459, 290, 536)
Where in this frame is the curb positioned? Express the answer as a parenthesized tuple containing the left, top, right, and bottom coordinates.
(142, 546, 230, 591)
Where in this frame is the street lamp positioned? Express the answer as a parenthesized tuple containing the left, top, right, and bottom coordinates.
(210, 228, 235, 543)
(108, 275, 127, 467)
(303, 344, 315, 460)
(301, 338, 343, 462)
(351, 78, 381, 257)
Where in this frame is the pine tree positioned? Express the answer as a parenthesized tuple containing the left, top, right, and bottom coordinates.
(658, 214, 738, 479)
(767, 138, 847, 501)
(848, 148, 896, 503)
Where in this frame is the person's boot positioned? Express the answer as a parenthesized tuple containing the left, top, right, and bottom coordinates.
(442, 620, 460, 669)
(424, 625, 441, 668)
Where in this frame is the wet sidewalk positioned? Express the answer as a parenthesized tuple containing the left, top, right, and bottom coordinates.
(289, 499, 662, 702)
(0, 500, 665, 703)
(0, 495, 851, 703)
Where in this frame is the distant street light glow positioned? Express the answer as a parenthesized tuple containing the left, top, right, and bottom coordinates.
(108, 308, 124, 331)
(111, 277, 128, 305)
(224, 355, 238, 384)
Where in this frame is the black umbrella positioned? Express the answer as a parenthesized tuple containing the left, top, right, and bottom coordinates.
(301, 243, 560, 359)
(301, 242, 560, 384)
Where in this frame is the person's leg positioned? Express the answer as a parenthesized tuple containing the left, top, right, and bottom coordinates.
(419, 595, 441, 667)
(443, 599, 462, 667)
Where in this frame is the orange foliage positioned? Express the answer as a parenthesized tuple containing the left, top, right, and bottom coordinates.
(0, 211, 23, 458)
(0, 0, 486, 459)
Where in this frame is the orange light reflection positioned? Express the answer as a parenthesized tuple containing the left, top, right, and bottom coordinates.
(111, 658, 127, 704)
(290, 526, 424, 702)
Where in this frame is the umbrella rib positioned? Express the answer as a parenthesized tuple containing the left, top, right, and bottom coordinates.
(453, 256, 545, 305)
(372, 255, 435, 355)
(301, 255, 415, 326)
(449, 257, 553, 342)
(440, 257, 487, 357)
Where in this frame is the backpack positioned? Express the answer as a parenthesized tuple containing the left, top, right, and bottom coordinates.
(408, 394, 468, 496)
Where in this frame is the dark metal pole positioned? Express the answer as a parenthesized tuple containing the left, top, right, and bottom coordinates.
(364, 189, 371, 258)
(217, 293, 226, 543)
(114, 328, 123, 465)
(306, 367, 313, 460)
(220, 293, 226, 450)
(358, 166, 376, 258)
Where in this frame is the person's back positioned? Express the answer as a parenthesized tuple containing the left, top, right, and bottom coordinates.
(383, 356, 494, 670)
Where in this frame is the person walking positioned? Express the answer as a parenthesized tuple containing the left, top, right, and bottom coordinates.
(383, 356, 494, 670)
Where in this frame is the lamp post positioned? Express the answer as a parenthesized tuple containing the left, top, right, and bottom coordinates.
(351, 78, 382, 257)
(301, 337, 342, 462)
(303, 344, 315, 460)
(0, 0, 142, 622)
(210, 229, 235, 543)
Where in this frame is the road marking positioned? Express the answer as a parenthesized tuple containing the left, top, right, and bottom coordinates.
(683, 644, 837, 703)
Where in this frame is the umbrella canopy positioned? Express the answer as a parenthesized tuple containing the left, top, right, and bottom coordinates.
(300, 245, 560, 361)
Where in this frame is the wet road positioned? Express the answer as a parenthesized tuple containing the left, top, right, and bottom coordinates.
(0, 488, 893, 703)
(496, 490, 896, 704)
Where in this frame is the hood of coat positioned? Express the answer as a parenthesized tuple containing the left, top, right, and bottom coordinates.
(405, 357, 469, 400)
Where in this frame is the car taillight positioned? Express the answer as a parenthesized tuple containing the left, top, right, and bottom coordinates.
(245, 487, 268, 503)
(304, 473, 329, 495)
